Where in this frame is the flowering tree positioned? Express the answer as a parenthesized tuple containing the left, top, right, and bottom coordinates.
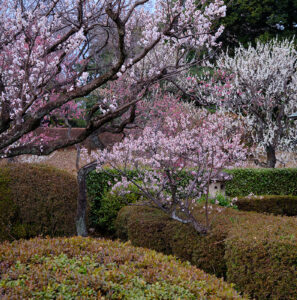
(0, 0, 226, 158)
(90, 111, 246, 234)
(176, 39, 297, 167)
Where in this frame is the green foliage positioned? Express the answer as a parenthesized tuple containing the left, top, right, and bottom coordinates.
(86, 169, 139, 232)
(116, 205, 297, 299)
(116, 205, 239, 278)
(225, 168, 297, 197)
(93, 184, 143, 235)
(210, 193, 238, 209)
(0, 237, 244, 299)
(0, 164, 78, 242)
(237, 195, 297, 216)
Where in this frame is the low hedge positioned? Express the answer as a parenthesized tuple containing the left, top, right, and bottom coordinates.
(225, 168, 297, 197)
(0, 237, 245, 299)
(0, 164, 78, 242)
(116, 205, 297, 299)
(236, 195, 297, 216)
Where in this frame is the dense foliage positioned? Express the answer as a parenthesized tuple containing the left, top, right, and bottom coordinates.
(237, 195, 297, 216)
(116, 205, 297, 299)
(225, 168, 297, 196)
(0, 237, 245, 299)
(0, 164, 77, 242)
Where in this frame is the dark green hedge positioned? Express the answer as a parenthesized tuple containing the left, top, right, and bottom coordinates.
(0, 164, 78, 242)
(225, 168, 297, 197)
(86, 169, 139, 234)
(115, 205, 297, 299)
(237, 195, 297, 216)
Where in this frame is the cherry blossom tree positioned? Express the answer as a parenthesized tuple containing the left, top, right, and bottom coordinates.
(176, 39, 297, 167)
(89, 111, 246, 234)
(0, 0, 226, 158)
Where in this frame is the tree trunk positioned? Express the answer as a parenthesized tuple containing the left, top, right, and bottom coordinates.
(76, 161, 97, 236)
(266, 145, 276, 168)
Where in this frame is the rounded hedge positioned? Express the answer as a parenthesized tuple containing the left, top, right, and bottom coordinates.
(115, 205, 297, 299)
(0, 237, 245, 299)
(0, 164, 78, 241)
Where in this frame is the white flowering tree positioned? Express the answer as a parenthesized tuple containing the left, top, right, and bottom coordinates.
(176, 39, 297, 167)
(0, 0, 226, 158)
(89, 111, 246, 234)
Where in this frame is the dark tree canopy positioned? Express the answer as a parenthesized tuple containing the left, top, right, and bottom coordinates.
(219, 0, 297, 48)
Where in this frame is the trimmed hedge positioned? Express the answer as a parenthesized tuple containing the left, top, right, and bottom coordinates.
(116, 205, 297, 299)
(225, 168, 297, 197)
(225, 215, 297, 300)
(0, 164, 78, 241)
(0, 237, 245, 299)
(237, 195, 297, 216)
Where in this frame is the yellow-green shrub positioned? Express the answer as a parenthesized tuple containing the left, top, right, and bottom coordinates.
(0, 164, 78, 241)
(0, 237, 245, 299)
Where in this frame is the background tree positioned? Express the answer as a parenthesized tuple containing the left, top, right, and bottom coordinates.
(218, 0, 297, 48)
(179, 39, 297, 167)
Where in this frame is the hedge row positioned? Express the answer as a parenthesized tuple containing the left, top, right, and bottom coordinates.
(0, 164, 77, 242)
(237, 195, 297, 216)
(0, 237, 245, 299)
(115, 205, 297, 299)
(225, 168, 297, 196)
(87, 168, 297, 221)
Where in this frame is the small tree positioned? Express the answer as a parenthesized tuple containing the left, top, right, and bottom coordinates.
(90, 111, 246, 234)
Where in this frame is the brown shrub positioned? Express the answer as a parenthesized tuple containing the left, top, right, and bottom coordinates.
(237, 195, 297, 216)
(116, 205, 297, 299)
(0, 164, 78, 241)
